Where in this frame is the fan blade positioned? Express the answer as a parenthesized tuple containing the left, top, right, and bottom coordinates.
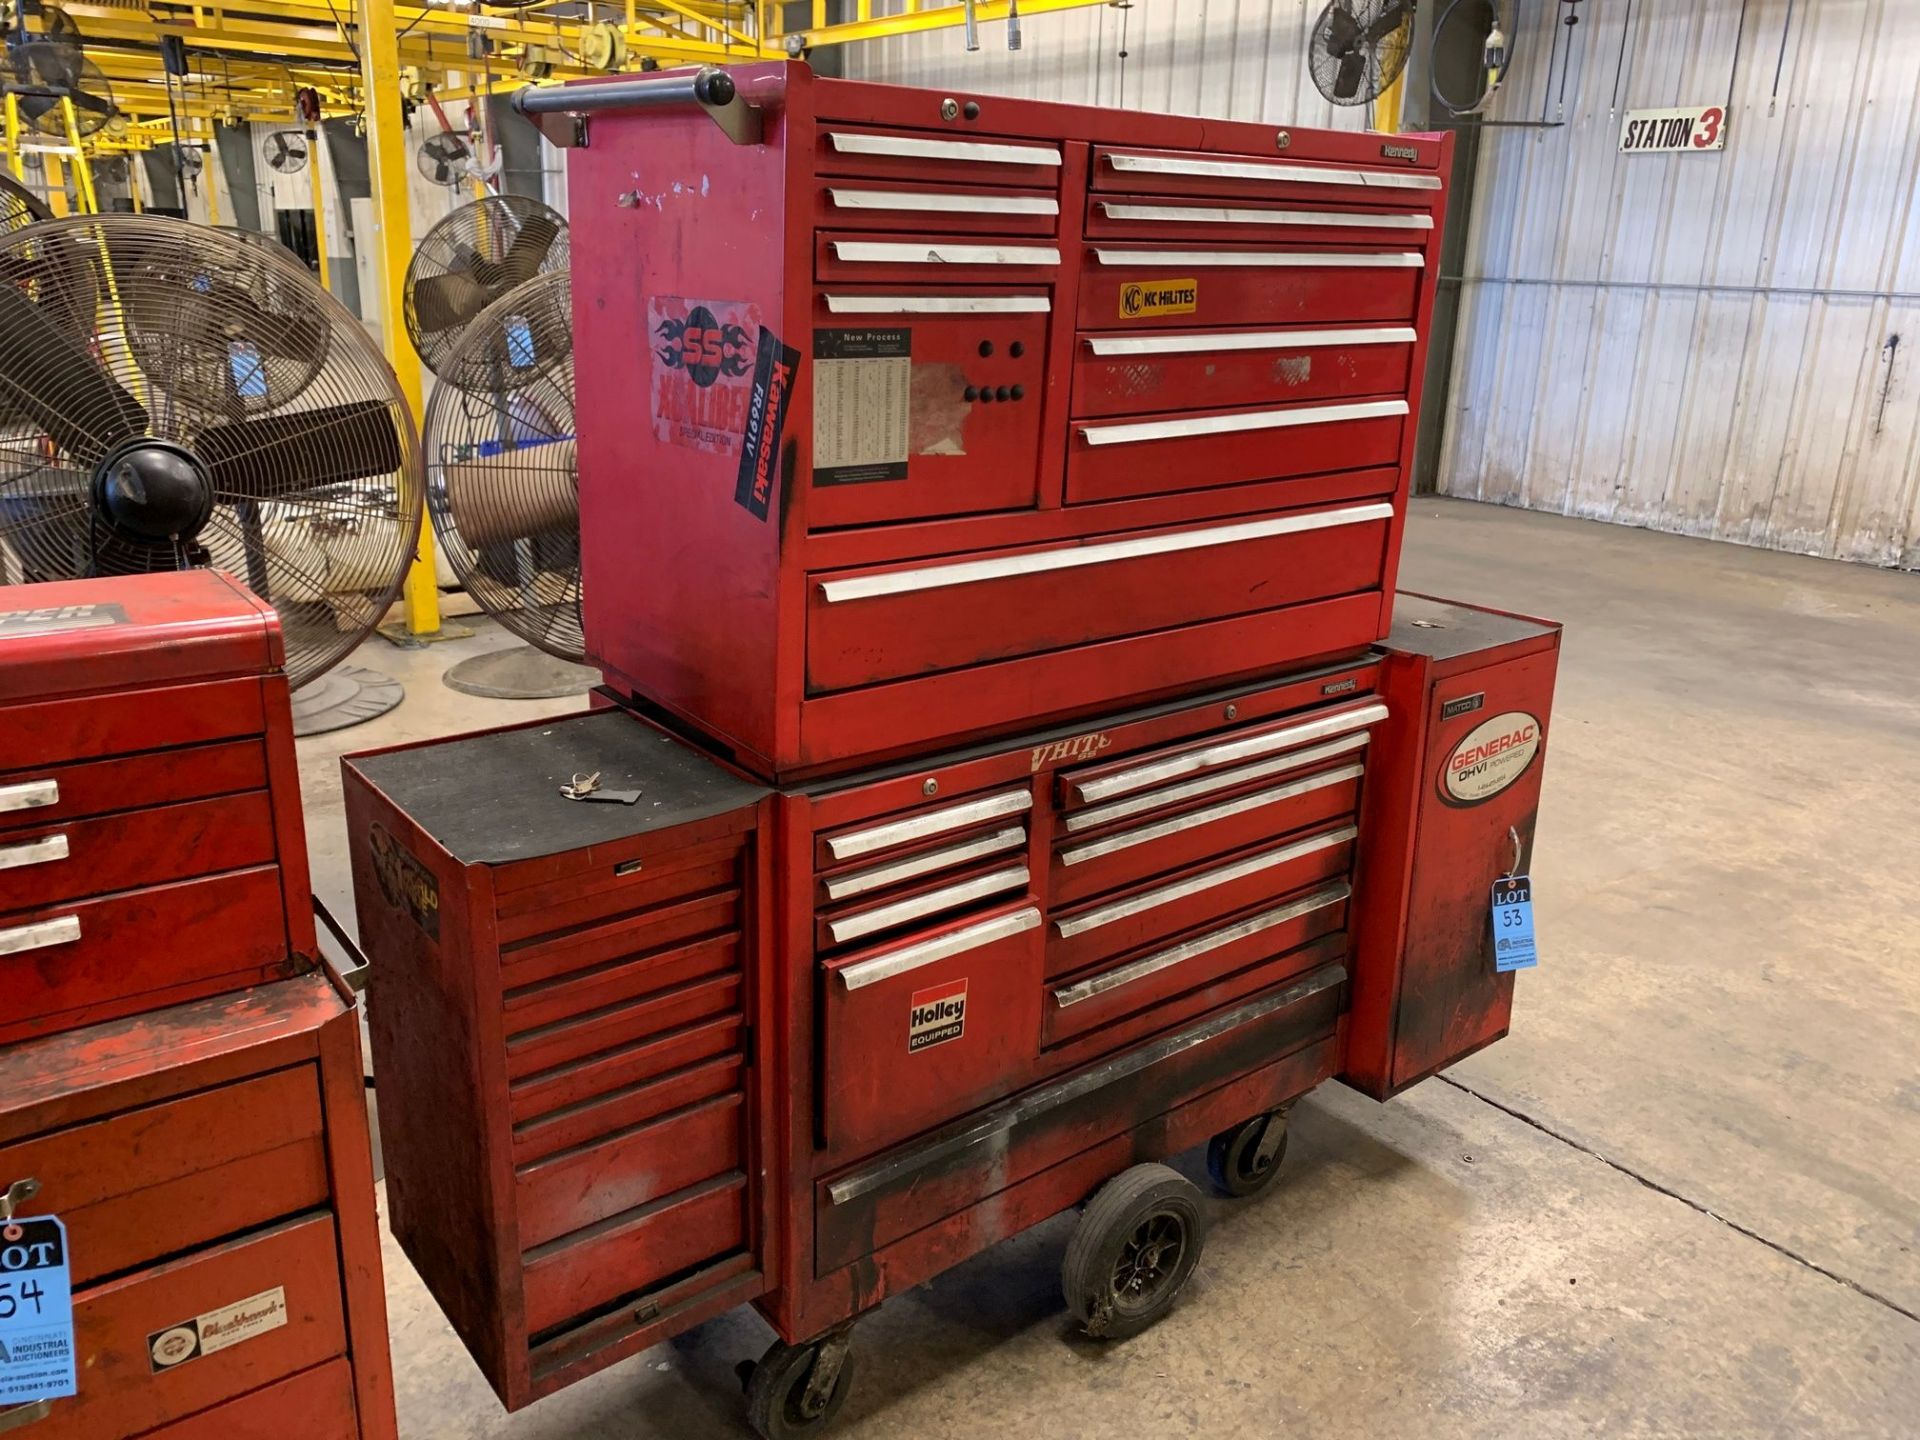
(197, 400, 402, 497)
(1325, 5, 1361, 53)
(0, 282, 147, 461)
(412, 268, 494, 337)
(496, 215, 560, 287)
(1364, 0, 1412, 45)
(72, 90, 115, 119)
(18, 94, 57, 127)
(443, 441, 577, 546)
(1333, 49, 1369, 99)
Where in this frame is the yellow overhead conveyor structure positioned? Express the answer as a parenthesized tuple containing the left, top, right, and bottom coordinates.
(1, 0, 1113, 633)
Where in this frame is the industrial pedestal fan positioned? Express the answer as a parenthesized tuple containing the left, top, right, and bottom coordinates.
(0, 215, 423, 730)
(405, 195, 568, 382)
(422, 267, 594, 699)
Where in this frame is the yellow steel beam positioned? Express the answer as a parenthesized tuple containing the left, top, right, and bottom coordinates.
(770, 0, 1109, 47)
(358, 0, 439, 636)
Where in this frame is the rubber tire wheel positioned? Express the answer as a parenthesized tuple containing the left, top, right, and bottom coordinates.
(1207, 1112, 1290, 1198)
(745, 1338, 854, 1440)
(1063, 1162, 1207, 1341)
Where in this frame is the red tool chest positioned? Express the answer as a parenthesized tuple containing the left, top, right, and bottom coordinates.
(559, 61, 1452, 779)
(0, 972, 396, 1439)
(343, 596, 1559, 1422)
(0, 572, 317, 1045)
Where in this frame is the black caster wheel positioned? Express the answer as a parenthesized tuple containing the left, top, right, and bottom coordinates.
(1063, 1162, 1207, 1340)
(745, 1332, 855, 1440)
(1207, 1109, 1290, 1198)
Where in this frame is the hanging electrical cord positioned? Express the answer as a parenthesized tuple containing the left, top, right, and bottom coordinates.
(1431, 0, 1511, 118)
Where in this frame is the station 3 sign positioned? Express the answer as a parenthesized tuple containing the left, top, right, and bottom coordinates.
(1619, 105, 1726, 153)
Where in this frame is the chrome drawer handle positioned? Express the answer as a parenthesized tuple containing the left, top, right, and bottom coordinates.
(0, 834, 68, 872)
(830, 240, 1062, 266)
(823, 826, 1028, 903)
(825, 293, 1051, 315)
(1053, 882, 1351, 1008)
(1101, 151, 1442, 190)
(1083, 326, 1416, 358)
(1071, 702, 1389, 806)
(0, 915, 81, 957)
(0, 780, 58, 815)
(825, 788, 1032, 863)
(817, 504, 1394, 605)
(1059, 766, 1364, 866)
(1080, 399, 1408, 449)
(830, 188, 1059, 216)
(1089, 247, 1423, 269)
(0, 1400, 53, 1434)
(827, 131, 1061, 166)
(838, 906, 1042, 991)
(828, 865, 1030, 947)
(1065, 733, 1371, 834)
(1054, 826, 1357, 939)
(1098, 200, 1431, 230)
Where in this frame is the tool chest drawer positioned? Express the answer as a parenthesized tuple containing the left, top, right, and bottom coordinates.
(0, 974, 396, 1440)
(1071, 325, 1417, 419)
(1087, 193, 1434, 246)
(806, 502, 1395, 693)
(2, 678, 268, 774)
(344, 711, 775, 1410)
(816, 126, 1064, 187)
(1078, 245, 1422, 330)
(817, 182, 1060, 236)
(1066, 399, 1407, 503)
(1091, 145, 1445, 204)
(816, 232, 1062, 284)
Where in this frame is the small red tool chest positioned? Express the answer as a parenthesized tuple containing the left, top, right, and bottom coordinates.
(343, 595, 1559, 1425)
(0, 971, 397, 1439)
(558, 61, 1452, 779)
(0, 572, 317, 1045)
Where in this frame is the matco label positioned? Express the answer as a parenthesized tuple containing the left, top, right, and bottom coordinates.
(1441, 711, 1541, 806)
(1118, 278, 1197, 320)
(908, 979, 967, 1053)
(1030, 731, 1112, 772)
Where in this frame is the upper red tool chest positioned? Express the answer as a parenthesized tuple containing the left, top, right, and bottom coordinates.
(562, 62, 1452, 780)
(0, 572, 317, 1044)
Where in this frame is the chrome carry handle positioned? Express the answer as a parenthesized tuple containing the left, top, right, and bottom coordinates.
(513, 65, 762, 147)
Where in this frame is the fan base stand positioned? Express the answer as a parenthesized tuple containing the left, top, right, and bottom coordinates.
(292, 665, 406, 736)
(377, 618, 476, 649)
(444, 645, 600, 700)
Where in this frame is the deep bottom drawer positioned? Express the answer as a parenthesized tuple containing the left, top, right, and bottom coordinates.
(41, 1214, 346, 1440)
(136, 1359, 359, 1440)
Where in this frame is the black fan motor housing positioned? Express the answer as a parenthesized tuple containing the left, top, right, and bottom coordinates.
(94, 439, 215, 543)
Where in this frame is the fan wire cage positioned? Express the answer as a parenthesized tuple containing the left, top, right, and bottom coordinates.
(1310, 0, 1414, 107)
(422, 268, 582, 661)
(0, 215, 423, 688)
(404, 194, 569, 384)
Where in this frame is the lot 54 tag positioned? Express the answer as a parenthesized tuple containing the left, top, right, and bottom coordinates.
(0, 1216, 77, 1406)
(1490, 876, 1538, 973)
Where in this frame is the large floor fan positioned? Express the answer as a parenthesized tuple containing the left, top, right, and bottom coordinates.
(1, 173, 52, 233)
(0, 215, 423, 731)
(404, 195, 567, 382)
(423, 267, 595, 699)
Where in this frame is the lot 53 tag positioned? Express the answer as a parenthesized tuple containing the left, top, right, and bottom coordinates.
(1490, 876, 1538, 973)
(0, 1216, 77, 1406)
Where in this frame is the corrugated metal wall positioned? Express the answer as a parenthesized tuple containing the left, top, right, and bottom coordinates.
(850, 0, 1920, 568)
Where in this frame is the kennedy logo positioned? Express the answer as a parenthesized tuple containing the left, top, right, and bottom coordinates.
(1030, 731, 1113, 772)
(1380, 142, 1421, 162)
(908, 978, 967, 1053)
(1119, 278, 1198, 320)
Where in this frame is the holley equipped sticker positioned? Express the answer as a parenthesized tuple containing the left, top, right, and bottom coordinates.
(1118, 278, 1197, 320)
(908, 978, 967, 1053)
(148, 1287, 288, 1373)
(1441, 711, 1542, 806)
(649, 296, 762, 455)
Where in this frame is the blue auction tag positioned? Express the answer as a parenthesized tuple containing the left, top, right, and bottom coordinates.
(1490, 876, 1538, 973)
(0, 1216, 77, 1406)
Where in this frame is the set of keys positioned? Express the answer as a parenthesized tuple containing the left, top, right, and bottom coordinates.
(559, 770, 642, 805)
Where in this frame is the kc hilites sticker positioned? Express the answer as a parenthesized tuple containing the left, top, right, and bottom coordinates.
(1118, 277, 1198, 320)
(148, 1287, 288, 1373)
(908, 978, 967, 1053)
(1441, 711, 1542, 806)
(649, 296, 763, 455)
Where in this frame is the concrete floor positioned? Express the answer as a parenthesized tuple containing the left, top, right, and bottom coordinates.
(296, 498, 1920, 1439)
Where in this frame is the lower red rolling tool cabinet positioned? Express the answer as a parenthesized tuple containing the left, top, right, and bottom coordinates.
(0, 972, 398, 1440)
(342, 595, 1558, 1436)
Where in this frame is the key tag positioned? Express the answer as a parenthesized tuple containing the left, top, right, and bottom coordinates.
(0, 1179, 77, 1407)
(1490, 826, 1539, 973)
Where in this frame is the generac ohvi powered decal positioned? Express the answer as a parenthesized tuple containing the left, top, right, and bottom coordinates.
(1440, 711, 1542, 806)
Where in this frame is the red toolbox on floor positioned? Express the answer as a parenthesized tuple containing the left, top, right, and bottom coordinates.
(343, 594, 1560, 1420)
(0, 572, 317, 1045)
(551, 61, 1453, 779)
(0, 971, 397, 1439)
